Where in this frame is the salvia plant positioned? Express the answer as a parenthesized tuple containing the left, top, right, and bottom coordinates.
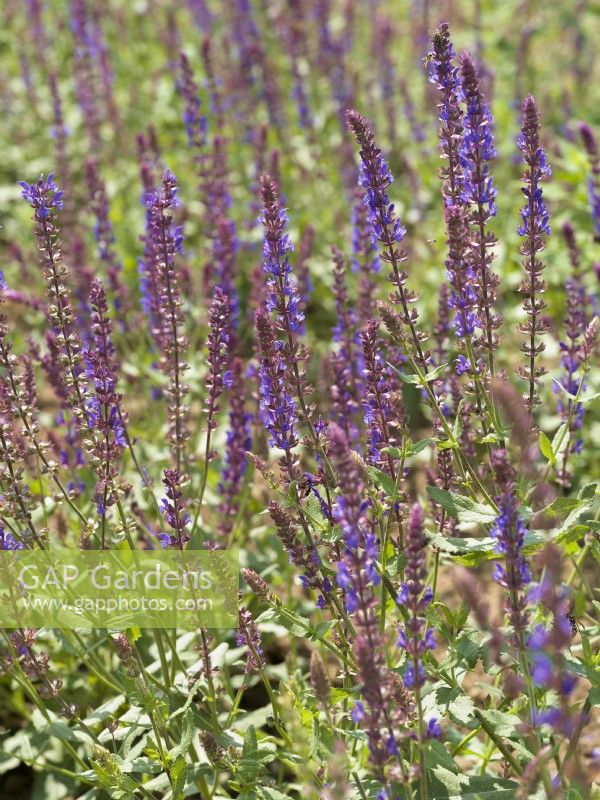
(0, 1, 600, 799)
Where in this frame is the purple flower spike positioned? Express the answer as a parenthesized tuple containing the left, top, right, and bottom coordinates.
(459, 51, 501, 358)
(259, 174, 304, 336)
(330, 247, 361, 440)
(145, 169, 189, 471)
(360, 319, 405, 470)
(329, 423, 379, 614)
(160, 468, 190, 550)
(86, 279, 126, 528)
(580, 123, 600, 241)
(204, 286, 232, 444)
(490, 451, 530, 642)
(19, 174, 64, 219)
(429, 23, 464, 207)
(255, 308, 298, 481)
(218, 358, 252, 539)
(445, 204, 479, 341)
(351, 187, 380, 324)
(397, 503, 434, 691)
(179, 51, 207, 150)
(346, 109, 428, 370)
(237, 607, 264, 674)
(85, 158, 129, 318)
(516, 96, 551, 413)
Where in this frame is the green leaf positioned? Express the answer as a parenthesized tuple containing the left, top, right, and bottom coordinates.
(425, 739, 459, 773)
(259, 789, 294, 800)
(437, 437, 458, 450)
(242, 725, 258, 759)
(478, 432, 499, 444)
(367, 467, 399, 499)
(578, 482, 598, 500)
(551, 423, 569, 462)
(476, 708, 521, 737)
(588, 687, 600, 706)
(427, 486, 497, 525)
(169, 707, 195, 760)
(539, 431, 554, 463)
(409, 438, 434, 455)
(564, 655, 600, 686)
(427, 528, 549, 566)
(426, 765, 518, 799)
(169, 755, 188, 800)
(380, 446, 403, 458)
(425, 685, 475, 727)
(453, 400, 465, 441)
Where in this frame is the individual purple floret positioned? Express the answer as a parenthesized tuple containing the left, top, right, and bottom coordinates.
(0, 526, 24, 551)
(517, 95, 551, 413)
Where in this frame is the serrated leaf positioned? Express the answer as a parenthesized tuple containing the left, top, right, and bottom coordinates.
(259, 788, 294, 800)
(437, 438, 458, 450)
(409, 437, 434, 455)
(476, 708, 521, 737)
(564, 656, 600, 686)
(367, 467, 399, 499)
(427, 529, 549, 566)
(578, 482, 599, 500)
(242, 725, 258, 758)
(478, 432, 499, 444)
(425, 684, 475, 727)
(170, 707, 195, 760)
(121, 757, 162, 774)
(427, 486, 497, 525)
(426, 739, 459, 773)
(427, 766, 518, 799)
(169, 755, 188, 800)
